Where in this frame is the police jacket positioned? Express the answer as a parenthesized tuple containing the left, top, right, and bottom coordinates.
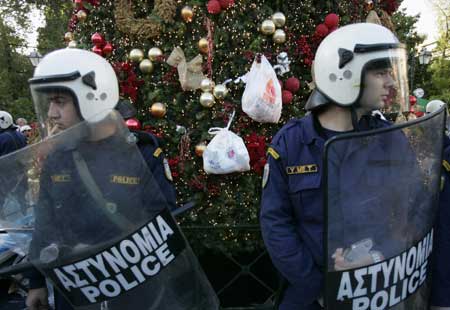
(431, 135, 450, 307)
(0, 127, 26, 157)
(260, 113, 423, 310)
(27, 131, 177, 304)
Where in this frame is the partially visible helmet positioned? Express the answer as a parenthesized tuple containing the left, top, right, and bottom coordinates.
(425, 100, 446, 114)
(115, 99, 137, 120)
(306, 23, 409, 112)
(29, 48, 119, 128)
(0, 111, 13, 129)
(19, 125, 32, 133)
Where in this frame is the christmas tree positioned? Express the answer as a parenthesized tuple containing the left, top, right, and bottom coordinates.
(64, 0, 403, 256)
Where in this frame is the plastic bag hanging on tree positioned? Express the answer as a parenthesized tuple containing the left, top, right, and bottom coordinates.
(241, 55, 282, 123)
(203, 111, 250, 174)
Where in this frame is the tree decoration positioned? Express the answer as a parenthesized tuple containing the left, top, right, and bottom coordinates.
(219, 0, 234, 9)
(324, 13, 339, 28)
(150, 102, 167, 118)
(139, 59, 154, 74)
(68, 40, 78, 48)
(102, 42, 113, 56)
(213, 84, 228, 99)
(284, 77, 300, 93)
(195, 142, 207, 157)
(207, 0, 222, 15)
(91, 32, 104, 46)
(92, 45, 103, 56)
(198, 38, 209, 54)
(271, 12, 286, 27)
(261, 19, 276, 35)
(166, 47, 206, 91)
(76, 10, 88, 23)
(200, 78, 215, 92)
(282, 90, 293, 104)
(114, 0, 177, 39)
(200, 92, 215, 108)
(125, 118, 141, 131)
(129, 49, 144, 62)
(64, 32, 74, 43)
(181, 6, 194, 22)
(148, 47, 163, 61)
(315, 24, 329, 37)
(273, 29, 286, 44)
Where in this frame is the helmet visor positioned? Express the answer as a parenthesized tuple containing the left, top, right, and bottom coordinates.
(360, 48, 409, 118)
(31, 87, 82, 137)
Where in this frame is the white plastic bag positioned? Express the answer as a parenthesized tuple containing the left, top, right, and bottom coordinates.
(203, 112, 250, 174)
(242, 55, 282, 123)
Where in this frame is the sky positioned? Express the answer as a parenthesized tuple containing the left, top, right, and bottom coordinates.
(399, 0, 440, 46)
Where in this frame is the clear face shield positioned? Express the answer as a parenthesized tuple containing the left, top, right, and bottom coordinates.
(31, 87, 82, 138)
(358, 46, 409, 121)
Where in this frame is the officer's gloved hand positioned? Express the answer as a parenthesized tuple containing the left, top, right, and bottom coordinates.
(332, 248, 384, 271)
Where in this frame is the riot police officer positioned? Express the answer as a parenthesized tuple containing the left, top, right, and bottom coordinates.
(427, 100, 450, 310)
(0, 111, 26, 157)
(260, 23, 412, 310)
(25, 48, 177, 310)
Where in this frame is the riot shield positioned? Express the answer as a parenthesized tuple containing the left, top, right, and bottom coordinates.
(324, 108, 446, 310)
(0, 110, 219, 310)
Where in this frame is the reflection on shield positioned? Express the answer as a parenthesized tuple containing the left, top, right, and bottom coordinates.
(0, 110, 219, 310)
(324, 108, 445, 310)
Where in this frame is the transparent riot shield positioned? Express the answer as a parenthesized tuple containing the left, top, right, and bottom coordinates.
(324, 108, 446, 310)
(0, 110, 219, 310)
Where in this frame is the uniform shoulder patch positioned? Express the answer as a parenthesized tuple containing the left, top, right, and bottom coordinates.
(286, 164, 318, 175)
(443, 160, 450, 172)
(267, 147, 280, 160)
(153, 147, 163, 158)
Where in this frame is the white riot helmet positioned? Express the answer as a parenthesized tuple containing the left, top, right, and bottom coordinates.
(0, 111, 14, 129)
(29, 48, 119, 129)
(306, 23, 409, 113)
(426, 100, 446, 114)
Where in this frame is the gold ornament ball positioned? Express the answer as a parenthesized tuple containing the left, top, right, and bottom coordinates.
(76, 10, 87, 23)
(261, 19, 276, 35)
(129, 49, 144, 62)
(271, 12, 286, 27)
(200, 92, 215, 108)
(198, 38, 209, 54)
(200, 78, 215, 92)
(139, 59, 154, 74)
(195, 143, 207, 157)
(68, 40, 78, 48)
(213, 84, 228, 99)
(273, 29, 287, 44)
(150, 102, 167, 118)
(181, 6, 194, 23)
(64, 32, 74, 43)
(148, 47, 163, 61)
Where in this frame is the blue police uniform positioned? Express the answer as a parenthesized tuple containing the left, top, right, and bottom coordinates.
(260, 113, 421, 310)
(28, 132, 176, 310)
(431, 135, 450, 307)
(0, 127, 26, 157)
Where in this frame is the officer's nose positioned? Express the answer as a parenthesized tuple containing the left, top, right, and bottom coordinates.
(47, 102, 59, 119)
(384, 73, 395, 88)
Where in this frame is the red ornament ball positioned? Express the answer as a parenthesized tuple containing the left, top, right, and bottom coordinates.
(125, 118, 141, 131)
(91, 45, 103, 56)
(91, 32, 104, 46)
(328, 26, 338, 33)
(284, 77, 301, 93)
(409, 95, 417, 106)
(102, 42, 113, 56)
(207, 0, 222, 14)
(315, 24, 329, 37)
(324, 13, 339, 28)
(282, 90, 293, 104)
(219, 0, 234, 9)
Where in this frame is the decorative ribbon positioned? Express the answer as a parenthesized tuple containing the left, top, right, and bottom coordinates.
(167, 47, 206, 91)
